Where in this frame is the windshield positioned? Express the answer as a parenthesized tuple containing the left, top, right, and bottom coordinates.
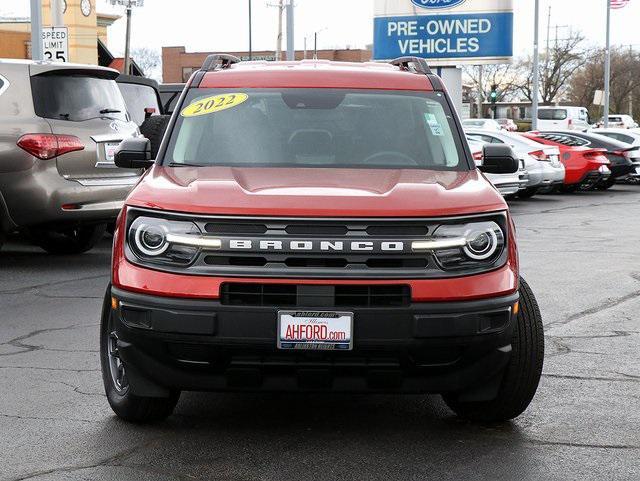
(164, 89, 468, 170)
(538, 109, 567, 121)
(31, 74, 127, 122)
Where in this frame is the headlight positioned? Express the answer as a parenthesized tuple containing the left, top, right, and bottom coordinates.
(128, 216, 220, 265)
(412, 221, 505, 270)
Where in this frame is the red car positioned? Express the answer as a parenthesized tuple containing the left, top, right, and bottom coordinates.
(522, 132, 611, 191)
(103, 56, 544, 423)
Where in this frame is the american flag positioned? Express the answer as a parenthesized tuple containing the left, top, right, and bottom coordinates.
(610, 0, 630, 9)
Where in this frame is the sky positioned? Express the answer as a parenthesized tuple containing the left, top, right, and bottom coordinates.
(1, 0, 639, 59)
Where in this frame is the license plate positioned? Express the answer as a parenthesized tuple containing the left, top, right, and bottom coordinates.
(277, 311, 353, 351)
(104, 142, 121, 162)
(636, 166, 640, 174)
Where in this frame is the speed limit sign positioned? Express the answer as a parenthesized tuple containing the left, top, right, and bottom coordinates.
(42, 27, 69, 63)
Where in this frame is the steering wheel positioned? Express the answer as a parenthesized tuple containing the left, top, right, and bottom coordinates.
(361, 151, 418, 166)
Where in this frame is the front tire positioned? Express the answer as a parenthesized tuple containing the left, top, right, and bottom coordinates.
(29, 224, 106, 255)
(100, 286, 180, 423)
(442, 277, 544, 422)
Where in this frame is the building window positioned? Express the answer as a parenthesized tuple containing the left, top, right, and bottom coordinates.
(182, 67, 196, 82)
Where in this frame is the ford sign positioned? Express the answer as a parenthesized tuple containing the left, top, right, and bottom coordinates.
(411, 0, 467, 9)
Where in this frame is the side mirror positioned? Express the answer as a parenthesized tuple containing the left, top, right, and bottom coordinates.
(478, 144, 519, 174)
(114, 137, 154, 169)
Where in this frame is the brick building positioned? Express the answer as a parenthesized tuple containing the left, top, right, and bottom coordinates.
(162, 46, 372, 83)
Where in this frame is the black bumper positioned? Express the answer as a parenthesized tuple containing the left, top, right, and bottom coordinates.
(110, 287, 519, 398)
(609, 164, 636, 179)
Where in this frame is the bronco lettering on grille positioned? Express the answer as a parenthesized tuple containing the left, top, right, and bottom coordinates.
(226, 240, 405, 252)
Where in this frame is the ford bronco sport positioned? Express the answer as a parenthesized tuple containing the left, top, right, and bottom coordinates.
(102, 55, 544, 423)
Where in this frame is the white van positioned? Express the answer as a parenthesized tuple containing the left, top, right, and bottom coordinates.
(537, 106, 590, 131)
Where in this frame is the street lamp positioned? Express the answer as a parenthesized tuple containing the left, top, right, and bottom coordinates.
(109, 0, 144, 75)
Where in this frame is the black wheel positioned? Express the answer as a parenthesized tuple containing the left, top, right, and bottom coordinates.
(29, 224, 106, 255)
(100, 286, 179, 423)
(139, 115, 170, 158)
(517, 187, 538, 199)
(595, 177, 616, 190)
(443, 277, 544, 422)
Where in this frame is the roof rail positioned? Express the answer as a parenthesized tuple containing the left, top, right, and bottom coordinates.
(201, 54, 241, 72)
(389, 56, 433, 75)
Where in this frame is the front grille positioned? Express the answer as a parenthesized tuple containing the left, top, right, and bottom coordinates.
(220, 283, 411, 307)
(126, 210, 509, 279)
(194, 217, 463, 279)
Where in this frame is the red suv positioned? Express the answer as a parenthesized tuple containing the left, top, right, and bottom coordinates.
(102, 56, 544, 423)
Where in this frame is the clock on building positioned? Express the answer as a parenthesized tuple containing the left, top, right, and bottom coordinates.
(81, 0, 92, 17)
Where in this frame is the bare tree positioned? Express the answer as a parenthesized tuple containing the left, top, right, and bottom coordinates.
(515, 32, 588, 104)
(131, 47, 161, 77)
(463, 63, 520, 103)
(568, 47, 640, 118)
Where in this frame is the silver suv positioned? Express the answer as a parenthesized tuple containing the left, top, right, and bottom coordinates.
(0, 60, 139, 254)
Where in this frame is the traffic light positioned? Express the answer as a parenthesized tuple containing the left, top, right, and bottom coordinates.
(490, 84, 498, 104)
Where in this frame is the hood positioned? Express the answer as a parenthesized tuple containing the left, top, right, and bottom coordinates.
(126, 166, 506, 217)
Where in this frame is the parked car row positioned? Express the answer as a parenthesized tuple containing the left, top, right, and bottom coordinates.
(469, 108, 638, 133)
(464, 123, 640, 198)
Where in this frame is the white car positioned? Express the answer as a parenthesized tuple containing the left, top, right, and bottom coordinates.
(537, 106, 590, 131)
(589, 128, 640, 147)
(467, 137, 528, 197)
(466, 129, 565, 198)
(461, 119, 502, 131)
(596, 115, 638, 129)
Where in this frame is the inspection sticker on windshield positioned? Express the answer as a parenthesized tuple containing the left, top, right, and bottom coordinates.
(181, 93, 248, 118)
(424, 113, 444, 136)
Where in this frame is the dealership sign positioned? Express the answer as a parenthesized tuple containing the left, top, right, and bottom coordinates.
(411, 0, 468, 9)
(373, 0, 513, 65)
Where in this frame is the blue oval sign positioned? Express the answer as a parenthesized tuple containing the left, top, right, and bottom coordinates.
(411, 0, 467, 9)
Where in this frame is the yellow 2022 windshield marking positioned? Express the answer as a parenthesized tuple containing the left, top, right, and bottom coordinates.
(181, 93, 248, 118)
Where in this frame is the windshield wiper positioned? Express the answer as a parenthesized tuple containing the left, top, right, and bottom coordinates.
(166, 162, 206, 167)
(58, 113, 70, 119)
(99, 108, 122, 114)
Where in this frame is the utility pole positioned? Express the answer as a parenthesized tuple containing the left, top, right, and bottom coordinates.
(30, 0, 43, 61)
(629, 45, 634, 117)
(123, 4, 132, 75)
(110, 1, 143, 75)
(285, 0, 294, 61)
(303, 37, 307, 60)
(542, 5, 551, 102)
(248, 0, 252, 60)
(476, 64, 483, 119)
(276, 0, 283, 61)
(545, 6, 551, 63)
(604, 0, 611, 128)
(314, 32, 318, 59)
(51, 0, 64, 26)
(532, 0, 540, 130)
(313, 28, 326, 60)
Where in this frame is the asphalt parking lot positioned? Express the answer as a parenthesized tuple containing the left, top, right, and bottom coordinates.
(1, 186, 639, 481)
